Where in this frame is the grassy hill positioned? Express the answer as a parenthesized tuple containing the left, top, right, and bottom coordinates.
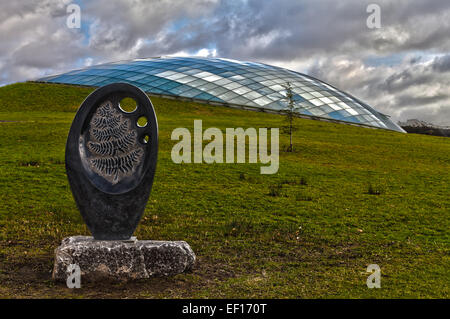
(0, 82, 448, 298)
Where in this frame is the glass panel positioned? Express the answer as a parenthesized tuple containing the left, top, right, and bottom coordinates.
(197, 83, 219, 91)
(193, 92, 216, 100)
(329, 96, 340, 103)
(228, 75, 245, 81)
(243, 91, 263, 100)
(228, 96, 251, 105)
(160, 81, 181, 90)
(176, 75, 197, 84)
(308, 108, 326, 116)
(194, 71, 214, 78)
(35, 56, 402, 132)
(155, 70, 176, 77)
(328, 111, 345, 120)
(181, 88, 203, 98)
(151, 78, 170, 86)
(213, 78, 232, 85)
(266, 101, 286, 110)
(319, 97, 333, 104)
(338, 102, 351, 109)
(169, 85, 193, 95)
(166, 73, 186, 80)
(310, 98, 324, 106)
(223, 82, 241, 90)
(187, 79, 208, 87)
(203, 75, 222, 82)
(260, 80, 276, 86)
(232, 86, 251, 95)
(126, 74, 148, 81)
(254, 96, 272, 106)
(218, 91, 239, 100)
(310, 91, 324, 98)
(344, 116, 360, 123)
(319, 105, 334, 113)
(337, 110, 351, 117)
(208, 86, 228, 96)
(255, 87, 274, 95)
(329, 103, 342, 111)
(247, 83, 264, 90)
(347, 108, 359, 116)
(237, 78, 255, 86)
(183, 68, 203, 75)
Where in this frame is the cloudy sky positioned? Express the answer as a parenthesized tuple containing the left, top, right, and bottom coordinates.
(1, 0, 450, 125)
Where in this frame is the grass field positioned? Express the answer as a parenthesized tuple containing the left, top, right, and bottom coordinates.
(0, 82, 448, 298)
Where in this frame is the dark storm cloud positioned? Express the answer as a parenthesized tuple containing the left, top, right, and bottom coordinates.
(432, 54, 450, 73)
(380, 70, 434, 93)
(132, 0, 450, 60)
(0, 0, 449, 124)
(396, 94, 449, 108)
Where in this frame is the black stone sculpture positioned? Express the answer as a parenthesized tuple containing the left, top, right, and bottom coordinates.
(65, 83, 158, 240)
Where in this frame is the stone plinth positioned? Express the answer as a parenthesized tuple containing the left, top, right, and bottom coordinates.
(52, 236, 195, 281)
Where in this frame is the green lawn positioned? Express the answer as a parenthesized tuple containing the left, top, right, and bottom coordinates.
(0, 82, 448, 298)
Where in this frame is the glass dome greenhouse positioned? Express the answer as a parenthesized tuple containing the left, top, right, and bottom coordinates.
(37, 56, 405, 132)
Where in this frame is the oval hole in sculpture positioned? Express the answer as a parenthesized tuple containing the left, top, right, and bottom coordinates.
(119, 97, 137, 113)
(143, 135, 150, 144)
(137, 116, 148, 127)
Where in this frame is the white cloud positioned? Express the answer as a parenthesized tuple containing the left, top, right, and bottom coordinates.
(0, 0, 449, 124)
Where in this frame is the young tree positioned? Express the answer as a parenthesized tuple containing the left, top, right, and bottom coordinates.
(282, 82, 298, 152)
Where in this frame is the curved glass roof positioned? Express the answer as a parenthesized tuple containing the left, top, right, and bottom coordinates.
(37, 56, 405, 132)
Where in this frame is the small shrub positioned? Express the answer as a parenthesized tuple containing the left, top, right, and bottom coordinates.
(239, 172, 246, 181)
(49, 158, 65, 165)
(299, 177, 308, 185)
(224, 219, 255, 237)
(296, 194, 313, 201)
(268, 184, 283, 197)
(280, 177, 307, 186)
(19, 160, 40, 167)
(367, 184, 383, 195)
(280, 177, 308, 186)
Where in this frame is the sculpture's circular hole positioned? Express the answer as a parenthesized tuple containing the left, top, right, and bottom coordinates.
(143, 135, 150, 144)
(119, 97, 137, 113)
(137, 116, 148, 127)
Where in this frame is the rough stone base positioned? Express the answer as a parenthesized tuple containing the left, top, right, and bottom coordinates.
(52, 236, 195, 281)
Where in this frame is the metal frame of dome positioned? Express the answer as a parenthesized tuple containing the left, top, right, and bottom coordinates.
(36, 56, 405, 133)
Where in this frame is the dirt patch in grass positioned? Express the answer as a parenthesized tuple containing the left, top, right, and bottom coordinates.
(0, 252, 244, 298)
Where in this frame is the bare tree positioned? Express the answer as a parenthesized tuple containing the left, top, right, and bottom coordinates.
(282, 82, 298, 152)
